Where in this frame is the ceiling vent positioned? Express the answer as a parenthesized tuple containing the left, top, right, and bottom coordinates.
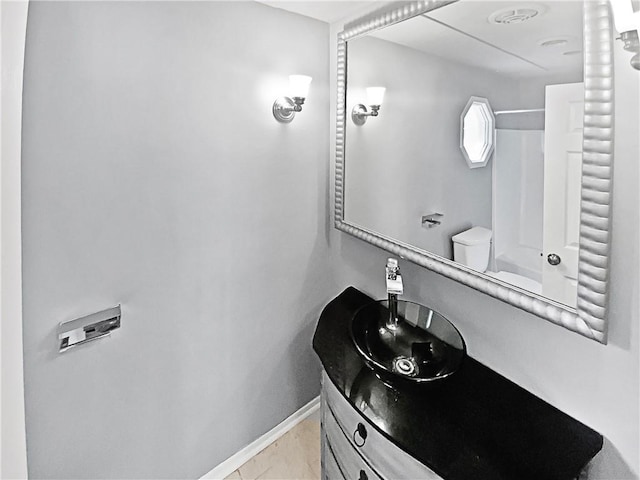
(488, 5, 545, 25)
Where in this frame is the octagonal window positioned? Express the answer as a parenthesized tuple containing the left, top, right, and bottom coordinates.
(460, 97, 495, 168)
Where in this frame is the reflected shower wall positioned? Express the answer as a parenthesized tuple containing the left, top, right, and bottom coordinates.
(492, 129, 544, 282)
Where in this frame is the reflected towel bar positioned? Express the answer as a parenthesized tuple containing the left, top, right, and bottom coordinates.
(494, 108, 545, 115)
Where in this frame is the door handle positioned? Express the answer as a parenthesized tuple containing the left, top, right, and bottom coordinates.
(547, 253, 561, 266)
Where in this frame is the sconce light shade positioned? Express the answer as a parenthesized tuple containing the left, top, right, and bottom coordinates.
(609, 0, 640, 70)
(352, 86, 386, 126)
(366, 87, 386, 106)
(289, 75, 312, 99)
(609, 0, 639, 33)
(273, 74, 313, 123)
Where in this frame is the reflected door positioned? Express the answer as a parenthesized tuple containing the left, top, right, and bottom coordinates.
(542, 82, 584, 306)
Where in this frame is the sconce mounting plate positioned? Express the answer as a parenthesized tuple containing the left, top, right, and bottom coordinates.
(351, 104, 369, 126)
(273, 96, 296, 123)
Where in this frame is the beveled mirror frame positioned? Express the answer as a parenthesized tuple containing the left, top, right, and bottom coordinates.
(334, 0, 614, 343)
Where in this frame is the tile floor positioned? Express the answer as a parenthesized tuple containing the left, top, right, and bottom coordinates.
(224, 418, 321, 480)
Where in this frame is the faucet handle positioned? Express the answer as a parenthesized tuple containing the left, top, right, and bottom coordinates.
(386, 258, 403, 295)
(386, 258, 399, 279)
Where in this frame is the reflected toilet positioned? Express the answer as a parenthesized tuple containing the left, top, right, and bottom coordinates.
(452, 227, 542, 294)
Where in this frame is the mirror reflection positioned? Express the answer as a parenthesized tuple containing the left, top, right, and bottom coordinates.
(460, 96, 496, 168)
(344, 0, 584, 307)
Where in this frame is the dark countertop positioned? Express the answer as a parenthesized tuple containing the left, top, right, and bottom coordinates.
(313, 287, 603, 480)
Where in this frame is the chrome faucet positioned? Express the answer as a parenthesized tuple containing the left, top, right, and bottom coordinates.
(385, 258, 403, 330)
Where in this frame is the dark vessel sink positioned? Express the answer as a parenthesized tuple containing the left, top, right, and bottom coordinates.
(350, 300, 466, 384)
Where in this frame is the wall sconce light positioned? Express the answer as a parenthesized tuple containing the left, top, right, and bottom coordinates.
(351, 87, 386, 126)
(609, 0, 640, 70)
(272, 75, 312, 123)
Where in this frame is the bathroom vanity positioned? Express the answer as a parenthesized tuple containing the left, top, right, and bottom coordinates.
(322, 370, 442, 479)
(313, 288, 603, 480)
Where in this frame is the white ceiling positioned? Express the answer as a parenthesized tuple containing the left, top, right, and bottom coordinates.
(257, 0, 584, 81)
(256, 1, 375, 24)
(368, 0, 584, 80)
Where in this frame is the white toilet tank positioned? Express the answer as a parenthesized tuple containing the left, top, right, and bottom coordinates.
(452, 227, 492, 272)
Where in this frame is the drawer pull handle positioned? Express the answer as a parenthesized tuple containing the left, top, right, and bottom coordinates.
(353, 422, 367, 447)
(358, 470, 368, 480)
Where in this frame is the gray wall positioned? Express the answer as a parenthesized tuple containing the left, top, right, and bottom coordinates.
(331, 18, 639, 480)
(21, 2, 331, 478)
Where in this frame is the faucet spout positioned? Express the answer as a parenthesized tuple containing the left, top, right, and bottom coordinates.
(387, 293, 399, 330)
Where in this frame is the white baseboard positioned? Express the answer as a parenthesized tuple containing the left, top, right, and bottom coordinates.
(200, 396, 321, 480)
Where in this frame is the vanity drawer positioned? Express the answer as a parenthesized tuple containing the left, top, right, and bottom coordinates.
(322, 372, 443, 480)
(325, 406, 382, 480)
(322, 432, 346, 480)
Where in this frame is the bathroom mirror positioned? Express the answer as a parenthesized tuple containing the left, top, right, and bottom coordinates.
(334, 0, 614, 343)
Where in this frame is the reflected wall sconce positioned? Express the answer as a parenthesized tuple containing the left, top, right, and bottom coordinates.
(272, 75, 312, 123)
(609, 0, 640, 70)
(351, 87, 386, 126)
